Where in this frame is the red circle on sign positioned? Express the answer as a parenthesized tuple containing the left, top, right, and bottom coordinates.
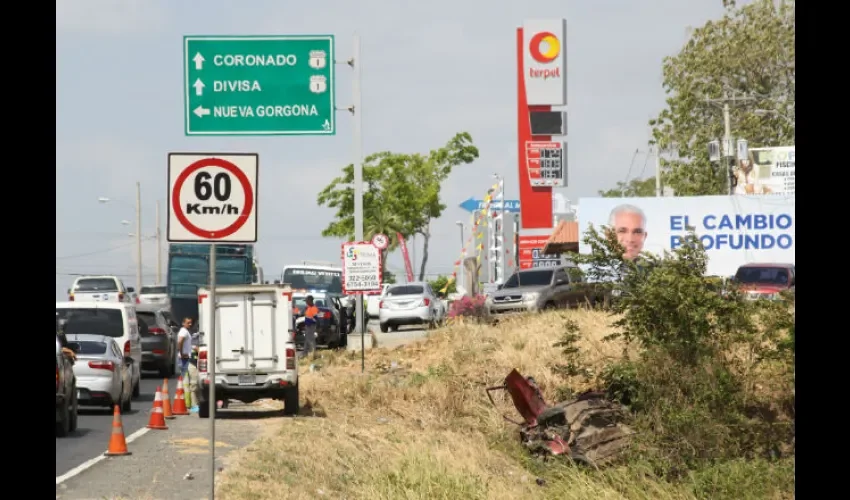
(171, 157, 254, 239)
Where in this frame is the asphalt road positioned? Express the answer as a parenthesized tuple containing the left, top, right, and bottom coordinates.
(55, 371, 170, 478)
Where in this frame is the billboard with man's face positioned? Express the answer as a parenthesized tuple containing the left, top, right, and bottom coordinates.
(578, 195, 795, 276)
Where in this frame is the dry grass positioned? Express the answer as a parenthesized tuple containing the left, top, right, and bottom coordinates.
(215, 310, 749, 499)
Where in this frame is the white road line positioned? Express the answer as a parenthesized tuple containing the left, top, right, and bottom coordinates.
(56, 427, 151, 485)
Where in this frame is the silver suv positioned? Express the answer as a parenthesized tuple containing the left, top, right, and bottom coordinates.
(486, 265, 587, 314)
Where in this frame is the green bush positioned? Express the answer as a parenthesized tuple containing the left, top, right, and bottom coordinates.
(565, 225, 795, 483)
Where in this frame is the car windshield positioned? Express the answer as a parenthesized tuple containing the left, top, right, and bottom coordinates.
(140, 286, 167, 294)
(502, 269, 554, 288)
(58, 308, 124, 337)
(70, 340, 109, 355)
(386, 285, 424, 296)
(735, 267, 791, 286)
(292, 297, 328, 310)
(74, 278, 118, 292)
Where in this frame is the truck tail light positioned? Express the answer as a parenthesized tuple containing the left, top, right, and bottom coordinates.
(124, 341, 130, 355)
(119, 292, 125, 302)
(286, 348, 295, 370)
(379, 301, 384, 309)
(198, 350, 208, 372)
(69, 294, 75, 301)
(422, 298, 431, 307)
(89, 360, 115, 371)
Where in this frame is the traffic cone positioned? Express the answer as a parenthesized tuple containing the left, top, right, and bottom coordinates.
(146, 386, 169, 430)
(161, 378, 175, 419)
(172, 376, 190, 416)
(104, 405, 132, 456)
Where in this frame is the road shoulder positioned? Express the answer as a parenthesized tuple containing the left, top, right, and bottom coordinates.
(56, 401, 284, 500)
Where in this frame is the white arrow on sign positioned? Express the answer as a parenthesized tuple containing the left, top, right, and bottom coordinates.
(193, 105, 210, 118)
(193, 78, 205, 96)
(193, 52, 205, 70)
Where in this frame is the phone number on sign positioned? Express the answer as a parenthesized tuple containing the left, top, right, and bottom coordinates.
(347, 279, 380, 290)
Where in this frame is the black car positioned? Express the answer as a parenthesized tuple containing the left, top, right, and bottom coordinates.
(56, 335, 78, 437)
(136, 308, 179, 377)
(292, 295, 349, 349)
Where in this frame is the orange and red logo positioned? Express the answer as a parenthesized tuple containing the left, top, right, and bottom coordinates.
(529, 31, 561, 64)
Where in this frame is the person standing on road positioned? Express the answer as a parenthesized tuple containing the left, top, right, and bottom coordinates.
(176, 318, 200, 413)
(303, 295, 319, 357)
(176, 318, 194, 376)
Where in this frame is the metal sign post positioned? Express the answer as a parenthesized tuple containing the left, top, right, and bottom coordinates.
(208, 244, 217, 500)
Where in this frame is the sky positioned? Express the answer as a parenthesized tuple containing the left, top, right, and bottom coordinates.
(56, 0, 734, 299)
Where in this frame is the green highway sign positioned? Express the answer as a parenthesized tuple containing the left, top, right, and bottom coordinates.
(183, 35, 336, 136)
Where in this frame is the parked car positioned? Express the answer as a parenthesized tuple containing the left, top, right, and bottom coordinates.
(136, 307, 179, 376)
(486, 264, 588, 315)
(366, 284, 391, 319)
(292, 292, 349, 348)
(378, 282, 445, 332)
(56, 301, 142, 398)
(730, 263, 795, 301)
(56, 335, 79, 437)
(66, 334, 133, 411)
(136, 285, 171, 310)
(67, 275, 134, 303)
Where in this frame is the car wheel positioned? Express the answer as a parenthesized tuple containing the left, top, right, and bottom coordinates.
(122, 386, 132, 412)
(132, 380, 140, 398)
(56, 399, 70, 437)
(380, 323, 389, 333)
(283, 383, 300, 416)
(68, 388, 78, 432)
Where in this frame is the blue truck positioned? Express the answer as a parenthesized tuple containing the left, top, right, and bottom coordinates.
(167, 244, 256, 324)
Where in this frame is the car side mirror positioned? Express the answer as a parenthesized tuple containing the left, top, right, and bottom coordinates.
(127, 287, 135, 293)
(556, 278, 568, 285)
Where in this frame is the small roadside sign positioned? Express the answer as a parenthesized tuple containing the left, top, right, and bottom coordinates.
(167, 153, 259, 243)
(371, 233, 389, 250)
(341, 242, 382, 294)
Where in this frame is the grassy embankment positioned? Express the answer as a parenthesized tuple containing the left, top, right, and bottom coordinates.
(217, 310, 794, 500)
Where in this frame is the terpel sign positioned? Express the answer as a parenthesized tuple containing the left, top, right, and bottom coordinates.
(523, 19, 567, 106)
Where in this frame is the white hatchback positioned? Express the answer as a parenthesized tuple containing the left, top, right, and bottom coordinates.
(66, 334, 132, 411)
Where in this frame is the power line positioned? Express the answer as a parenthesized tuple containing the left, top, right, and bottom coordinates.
(56, 241, 135, 260)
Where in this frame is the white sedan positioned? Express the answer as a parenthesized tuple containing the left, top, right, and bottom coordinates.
(366, 284, 391, 319)
(66, 334, 132, 411)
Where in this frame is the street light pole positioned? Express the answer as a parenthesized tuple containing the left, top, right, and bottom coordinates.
(155, 200, 162, 285)
(655, 146, 662, 197)
(722, 102, 733, 195)
(135, 182, 142, 292)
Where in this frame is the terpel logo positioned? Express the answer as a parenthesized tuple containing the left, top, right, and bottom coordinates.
(529, 31, 561, 64)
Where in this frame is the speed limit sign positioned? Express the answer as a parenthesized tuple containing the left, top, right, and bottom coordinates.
(167, 153, 259, 243)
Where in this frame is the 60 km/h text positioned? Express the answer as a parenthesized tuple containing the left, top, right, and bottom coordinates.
(186, 203, 240, 215)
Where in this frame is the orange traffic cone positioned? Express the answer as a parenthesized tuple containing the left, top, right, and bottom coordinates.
(146, 386, 169, 430)
(172, 376, 190, 416)
(161, 378, 175, 419)
(104, 405, 132, 456)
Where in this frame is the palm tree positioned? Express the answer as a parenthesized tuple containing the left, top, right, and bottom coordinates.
(364, 203, 404, 279)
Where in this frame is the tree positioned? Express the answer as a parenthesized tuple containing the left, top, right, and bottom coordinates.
(428, 275, 457, 298)
(599, 177, 657, 198)
(317, 133, 479, 281)
(649, 0, 795, 195)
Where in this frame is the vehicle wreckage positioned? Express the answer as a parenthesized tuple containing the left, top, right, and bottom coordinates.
(486, 369, 635, 468)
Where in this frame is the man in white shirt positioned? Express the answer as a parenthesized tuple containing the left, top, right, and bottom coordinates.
(176, 317, 200, 413)
(176, 317, 194, 376)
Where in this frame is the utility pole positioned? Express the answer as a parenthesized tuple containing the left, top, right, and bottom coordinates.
(705, 91, 756, 196)
(655, 146, 662, 197)
(135, 181, 142, 292)
(155, 200, 162, 284)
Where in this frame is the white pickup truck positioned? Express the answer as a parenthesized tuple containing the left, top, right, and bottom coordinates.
(196, 284, 299, 418)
